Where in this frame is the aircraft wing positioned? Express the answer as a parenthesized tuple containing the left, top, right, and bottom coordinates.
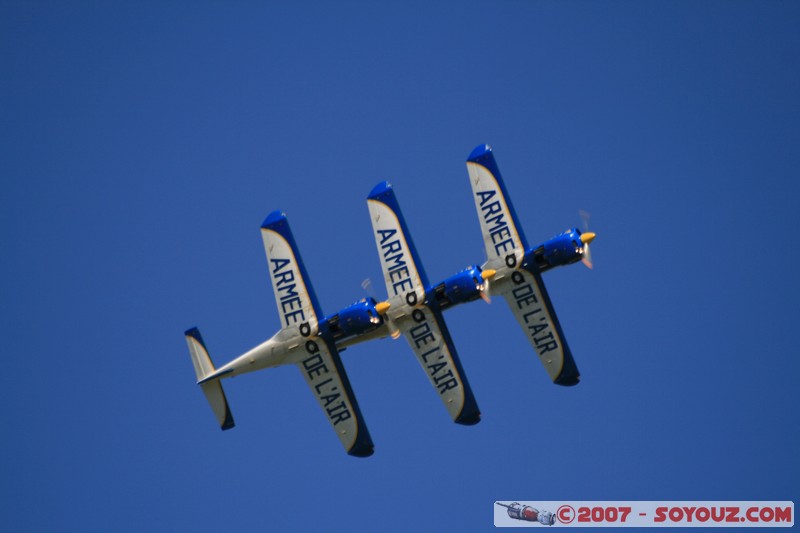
(291, 334, 374, 457)
(367, 182, 428, 308)
(466, 144, 529, 267)
(500, 267, 580, 386)
(261, 211, 324, 337)
(367, 182, 480, 424)
(261, 211, 373, 456)
(398, 305, 480, 424)
(467, 145, 580, 386)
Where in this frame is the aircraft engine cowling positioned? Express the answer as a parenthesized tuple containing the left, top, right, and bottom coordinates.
(431, 265, 486, 310)
(527, 228, 588, 272)
(325, 298, 384, 341)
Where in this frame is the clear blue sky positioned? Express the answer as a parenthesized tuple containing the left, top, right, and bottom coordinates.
(2, 2, 798, 531)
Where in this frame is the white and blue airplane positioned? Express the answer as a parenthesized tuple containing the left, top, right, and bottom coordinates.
(185, 211, 381, 457)
(184, 205, 485, 457)
(184, 144, 594, 456)
(463, 144, 595, 386)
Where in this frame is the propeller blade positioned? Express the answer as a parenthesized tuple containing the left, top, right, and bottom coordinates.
(362, 278, 402, 339)
(579, 210, 595, 270)
(579, 209, 591, 231)
(479, 268, 496, 304)
(581, 242, 593, 270)
(360, 278, 375, 296)
(477, 277, 491, 304)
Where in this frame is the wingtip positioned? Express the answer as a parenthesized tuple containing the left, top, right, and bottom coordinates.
(368, 181, 393, 199)
(455, 411, 481, 426)
(348, 444, 375, 458)
(554, 373, 581, 387)
(261, 209, 286, 229)
(467, 144, 493, 162)
(221, 414, 235, 430)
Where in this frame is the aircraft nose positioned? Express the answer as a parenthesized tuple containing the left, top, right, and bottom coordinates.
(580, 232, 596, 245)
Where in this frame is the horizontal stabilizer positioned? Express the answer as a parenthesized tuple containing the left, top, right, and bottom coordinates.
(185, 328, 235, 430)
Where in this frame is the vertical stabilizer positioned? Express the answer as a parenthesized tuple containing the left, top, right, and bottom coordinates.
(185, 328, 235, 430)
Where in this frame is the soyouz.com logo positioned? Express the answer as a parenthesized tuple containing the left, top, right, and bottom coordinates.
(494, 501, 794, 527)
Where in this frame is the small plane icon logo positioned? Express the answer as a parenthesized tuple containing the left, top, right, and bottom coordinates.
(496, 502, 556, 525)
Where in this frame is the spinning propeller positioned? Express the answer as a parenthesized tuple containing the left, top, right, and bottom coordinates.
(579, 210, 596, 270)
(478, 268, 496, 304)
(361, 279, 401, 339)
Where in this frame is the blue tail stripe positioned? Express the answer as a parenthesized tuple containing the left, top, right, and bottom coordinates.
(367, 182, 430, 288)
(184, 327, 205, 345)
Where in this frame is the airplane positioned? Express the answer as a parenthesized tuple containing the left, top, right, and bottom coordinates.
(183, 204, 486, 457)
(185, 211, 380, 457)
(363, 180, 486, 425)
(184, 144, 595, 456)
(463, 144, 595, 386)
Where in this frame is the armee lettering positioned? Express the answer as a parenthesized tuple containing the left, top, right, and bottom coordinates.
(270, 257, 307, 326)
(476, 189, 516, 256)
(377, 228, 416, 296)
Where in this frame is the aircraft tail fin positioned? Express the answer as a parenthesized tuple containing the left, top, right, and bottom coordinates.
(185, 327, 235, 430)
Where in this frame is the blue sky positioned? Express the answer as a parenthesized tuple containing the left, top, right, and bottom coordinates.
(2, 1, 798, 531)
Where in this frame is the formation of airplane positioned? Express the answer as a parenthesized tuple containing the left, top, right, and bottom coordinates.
(185, 144, 596, 457)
